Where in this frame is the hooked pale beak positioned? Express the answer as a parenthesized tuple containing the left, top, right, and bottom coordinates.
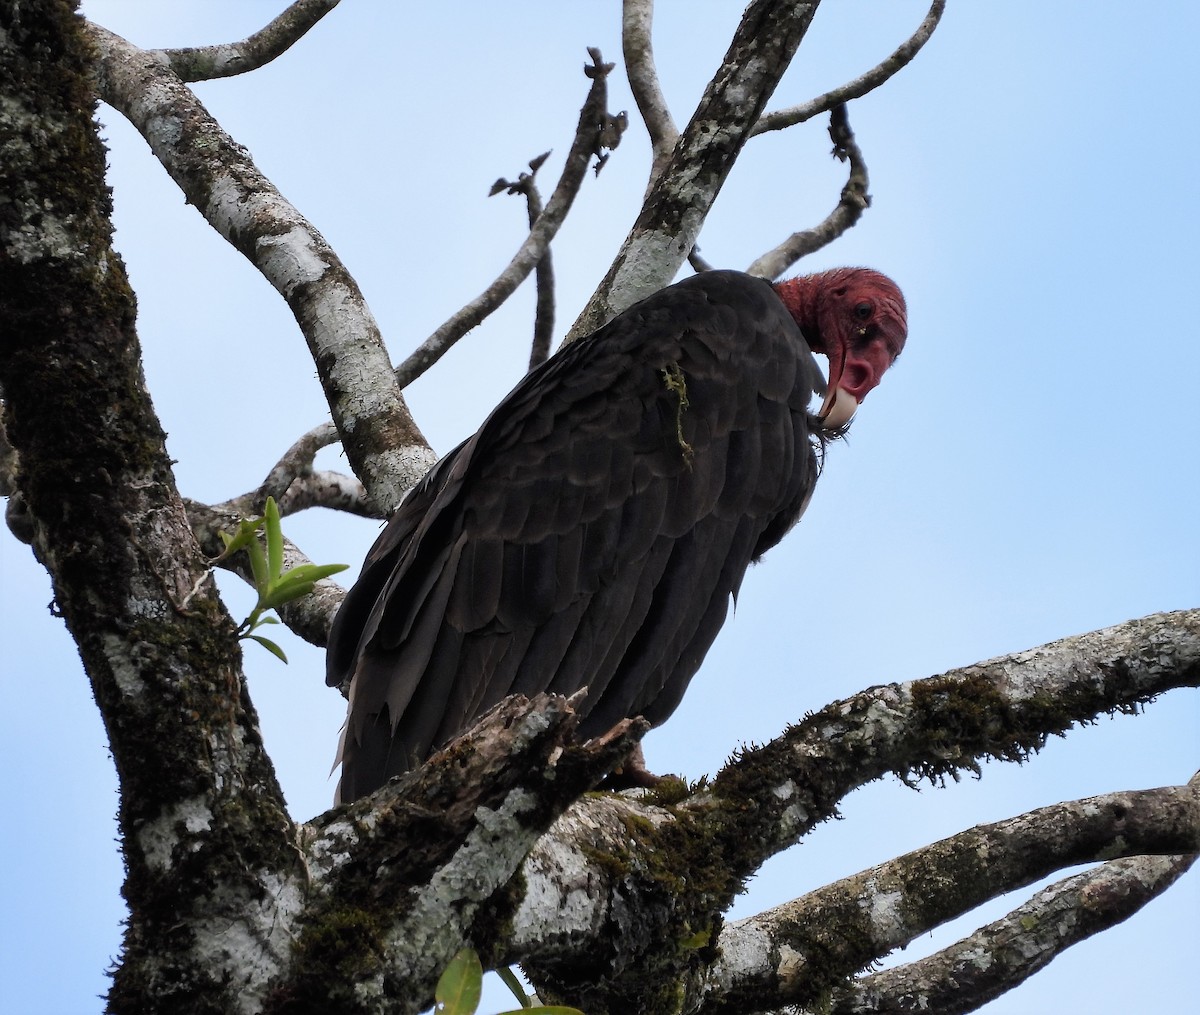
(816, 345, 858, 429)
(817, 385, 858, 430)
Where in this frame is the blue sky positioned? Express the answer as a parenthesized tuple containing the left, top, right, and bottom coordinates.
(2, 3, 1197, 1012)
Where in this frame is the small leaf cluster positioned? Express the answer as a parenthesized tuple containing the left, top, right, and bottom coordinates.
(216, 497, 347, 662)
(436, 948, 583, 1015)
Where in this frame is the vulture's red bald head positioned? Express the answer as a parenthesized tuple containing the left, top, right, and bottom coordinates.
(773, 268, 907, 429)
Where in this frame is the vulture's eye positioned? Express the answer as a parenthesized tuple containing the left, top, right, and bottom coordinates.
(854, 302, 873, 321)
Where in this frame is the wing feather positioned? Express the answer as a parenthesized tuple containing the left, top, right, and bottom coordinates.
(330, 270, 826, 800)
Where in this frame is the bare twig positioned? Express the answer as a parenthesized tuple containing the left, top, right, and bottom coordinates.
(394, 50, 620, 388)
(825, 851, 1196, 1015)
(492, 153, 557, 370)
(568, 0, 821, 340)
(687, 245, 715, 274)
(702, 778, 1200, 1013)
(88, 24, 435, 514)
(623, 0, 679, 184)
(747, 103, 869, 279)
(750, 0, 946, 137)
(156, 0, 341, 82)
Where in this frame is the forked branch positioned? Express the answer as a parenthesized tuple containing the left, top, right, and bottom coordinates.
(569, 0, 821, 339)
(747, 103, 870, 278)
(394, 50, 622, 388)
(501, 611, 1197, 1010)
(825, 850, 1197, 1015)
(700, 778, 1200, 1013)
(491, 153, 558, 370)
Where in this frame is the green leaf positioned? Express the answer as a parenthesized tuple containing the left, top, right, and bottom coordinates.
(211, 515, 264, 563)
(496, 1008, 585, 1015)
(225, 501, 348, 665)
(245, 525, 269, 589)
(261, 563, 348, 611)
(277, 562, 349, 584)
(435, 948, 483, 1015)
(260, 582, 314, 612)
(264, 496, 284, 582)
(496, 966, 531, 1008)
(245, 634, 288, 663)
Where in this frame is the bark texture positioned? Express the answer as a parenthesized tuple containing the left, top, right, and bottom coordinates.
(2, 4, 1193, 1014)
(1, 3, 299, 1010)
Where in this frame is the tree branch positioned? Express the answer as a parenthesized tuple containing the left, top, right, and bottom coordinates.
(698, 778, 1200, 1014)
(746, 103, 869, 279)
(826, 851, 1197, 1015)
(502, 610, 1199, 1010)
(394, 50, 619, 388)
(623, 0, 679, 184)
(277, 468, 378, 517)
(219, 421, 383, 519)
(156, 0, 341, 82)
(687, 246, 715, 274)
(87, 22, 434, 514)
(695, 609, 1200, 872)
(749, 0, 946, 137)
(0, 397, 33, 543)
(287, 694, 648, 1013)
(489, 154, 558, 371)
(569, 0, 821, 340)
(253, 421, 341, 507)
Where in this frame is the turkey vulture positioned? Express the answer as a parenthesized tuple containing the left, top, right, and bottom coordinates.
(327, 268, 907, 802)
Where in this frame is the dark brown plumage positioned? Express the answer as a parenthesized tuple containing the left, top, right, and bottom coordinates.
(327, 268, 907, 802)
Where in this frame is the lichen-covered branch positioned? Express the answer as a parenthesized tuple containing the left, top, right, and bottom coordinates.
(749, 0, 946, 137)
(697, 608, 1200, 871)
(825, 850, 1197, 1015)
(0, 397, 29, 542)
(156, 0, 340, 81)
(623, 0, 679, 185)
(394, 50, 619, 388)
(88, 21, 434, 514)
(276, 468, 378, 518)
(499, 610, 1199, 1010)
(697, 779, 1200, 1014)
(285, 694, 646, 1013)
(747, 103, 869, 278)
(8, 7, 1191, 1015)
(568, 0, 821, 340)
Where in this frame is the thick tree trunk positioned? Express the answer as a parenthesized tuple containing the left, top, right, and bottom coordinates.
(0, 3, 300, 1010)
